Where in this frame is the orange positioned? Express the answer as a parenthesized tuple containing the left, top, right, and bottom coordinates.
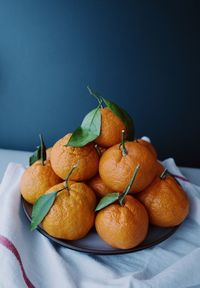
(95, 108, 127, 148)
(99, 140, 157, 193)
(137, 174, 189, 227)
(95, 195, 149, 249)
(42, 181, 96, 240)
(50, 133, 99, 181)
(46, 147, 52, 161)
(20, 160, 62, 204)
(137, 139, 157, 158)
(156, 161, 165, 176)
(88, 175, 114, 197)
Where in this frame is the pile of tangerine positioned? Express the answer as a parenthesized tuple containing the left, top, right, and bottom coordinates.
(20, 90, 189, 250)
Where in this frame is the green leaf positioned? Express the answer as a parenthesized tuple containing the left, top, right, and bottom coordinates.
(31, 192, 57, 231)
(29, 146, 41, 166)
(86, 87, 135, 140)
(29, 134, 47, 166)
(95, 192, 120, 212)
(102, 97, 135, 140)
(39, 134, 46, 165)
(66, 107, 101, 147)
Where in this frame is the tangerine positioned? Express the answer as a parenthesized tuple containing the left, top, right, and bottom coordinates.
(50, 133, 99, 181)
(99, 136, 157, 193)
(137, 172, 189, 227)
(95, 195, 149, 249)
(95, 108, 127, 148)
(42, 181, 96, 240)
(20, 160, 61, 204)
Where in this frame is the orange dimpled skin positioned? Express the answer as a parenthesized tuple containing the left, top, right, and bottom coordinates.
(137, 175, 189, 227)
(50, 133, 99, 181)
(156, 161, 165, 176)
(42, 181, 96, 240)
(95, 108, 127, 148)
(46, 147, 52, 161)
(88, 175, 114, 197)
(95, 195, 149, 249)
(137, 139, 157, 158)
(20, 160, 62, 204)
(99, 140, 157, 193)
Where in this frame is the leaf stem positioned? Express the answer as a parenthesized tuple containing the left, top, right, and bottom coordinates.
(94, 144, 101, 157)
(39, 133, 46, 166)
(87, 86, 103, 108)
(160, 168, 168, 180)
(64, 162, 79, 190)
(120, 130, 127, 156)
(119, 164, 140, 206)
(56, 188, 66, 194)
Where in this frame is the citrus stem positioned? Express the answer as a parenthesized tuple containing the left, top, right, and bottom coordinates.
(160, 168, 168, 180)
(94, 144, 101, 157)
(65, 162, 79, 190)
(119, 164, 140, 206)
(39, 133, 46, 166)
(120, 130, 127, 156)
(87, 86, 103, 108)
(56, 188, 66, 194)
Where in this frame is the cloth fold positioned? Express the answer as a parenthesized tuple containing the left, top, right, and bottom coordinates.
(0, 159, 200, 288)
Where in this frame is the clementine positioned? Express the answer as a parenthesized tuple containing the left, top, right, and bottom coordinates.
(95, 195, 149, 249)
(42, 181, 96, 240)
(156, 161, 165, 176)
(137, 139, 157, 158)
(88, 175, 114, 197)
(20, 160, 62, 204)
(95, 108, 127, 148)
(99, 133, 157, 193)
(46, 147, 52, 161)
(50, 133, 99, 181)
(137, 171, 189, 227)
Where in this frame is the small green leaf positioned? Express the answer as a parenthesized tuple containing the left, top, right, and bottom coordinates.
(102, 97, 135, 140)
(39, 134, 46, 165)
(95, 192, 120, 211)
(31, 192, 57, 231)
(29, 146, 41, 166)
(86, 87, 135, 140)
(29, 134, 47, 166)
(66, 107, 101, 147)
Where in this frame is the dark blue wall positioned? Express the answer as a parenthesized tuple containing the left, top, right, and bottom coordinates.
(0, 0, 199, 167)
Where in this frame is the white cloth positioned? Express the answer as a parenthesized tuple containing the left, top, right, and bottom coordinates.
(0, 159, 200, 288)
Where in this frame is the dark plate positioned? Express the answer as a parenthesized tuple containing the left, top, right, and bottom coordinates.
(22, 197, 179, 255)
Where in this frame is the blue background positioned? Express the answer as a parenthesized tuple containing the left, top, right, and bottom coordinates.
(0, 0, 199, 167)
